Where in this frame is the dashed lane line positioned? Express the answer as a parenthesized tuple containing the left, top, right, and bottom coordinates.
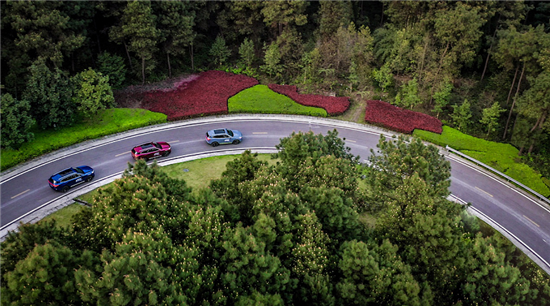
(11, 189, 30, 199)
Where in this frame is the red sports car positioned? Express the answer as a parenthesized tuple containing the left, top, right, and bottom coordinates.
(131, 142, 171, 161)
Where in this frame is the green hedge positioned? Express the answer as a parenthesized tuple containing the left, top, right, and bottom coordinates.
(1, 108, 166, 171)
(414, 126, 550, 197)
(228, 84, 327, 117)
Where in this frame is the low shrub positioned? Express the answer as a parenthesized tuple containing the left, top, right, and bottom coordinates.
(268, 84, 350, 115)
(229, 85, 327, 117)
(364, 100, 442, 134)
(142, 70, 259, 120)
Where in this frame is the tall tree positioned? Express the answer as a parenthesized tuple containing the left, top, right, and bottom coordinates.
(155, 1, 195, 78)
(451, 99, 473, 132)
(2, 1, 85, 69)
(72, 68, 115, 118)
(96, 51, 127, 90)
(480, 102, 505, 137)
(112, 0, 160, 84)
(209, 35, 232, 67)
(0, 93, 35, 149)
(261, 0, 308, 37)
(318, 1, 352, 39)
(22, 61, 75, 129)
(239, 37, 255, 67)
(337, 239, 423, 305)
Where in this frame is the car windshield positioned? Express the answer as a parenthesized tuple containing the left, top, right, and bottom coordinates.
(227, 129, 234, 137)
(154, 142, 161, 149)
(75, 167, 85, 174)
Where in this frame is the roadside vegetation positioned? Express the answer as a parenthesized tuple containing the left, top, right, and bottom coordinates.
(0, 109, 166, 171)
(415, 126, 550, 197)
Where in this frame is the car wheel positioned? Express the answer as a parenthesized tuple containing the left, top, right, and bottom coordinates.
(142, 156, 149, 161)
(61, 186, 70, 193)
(162, 151, 170, 157)
(85, 176, 93, 182)
(232, 140, 240, 145)
(211, 142, 219, 147)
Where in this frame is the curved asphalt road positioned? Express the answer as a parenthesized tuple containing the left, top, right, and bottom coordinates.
(1, 115, 550, 274)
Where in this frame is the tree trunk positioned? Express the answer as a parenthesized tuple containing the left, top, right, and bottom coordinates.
(519, 145, 524, 156)
(167, 52, 172, 78)
(141, 56, 145, 85)
(528, 140, 535, 155)
(429, 42, 450, 105)
(505, 65, 519, 106)
(480, 27, 498, 82)
(124, 42, 133, 70)
(418, 36, 429, 83)
(503, 61, 525, 139)
(190, 44, 194, 72)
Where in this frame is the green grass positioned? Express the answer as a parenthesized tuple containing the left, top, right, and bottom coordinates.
(40, 204, 85, 229)
(161, 154, 278, 195)
(228, 84, 328, 117)
(414, 126, 550, 197)
(1, 108, 166, 171)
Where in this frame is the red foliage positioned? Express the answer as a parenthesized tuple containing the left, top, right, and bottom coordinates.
(364, 100, 442, 134)
(268, 84, 350, 115)
(141, 70, 259, 121)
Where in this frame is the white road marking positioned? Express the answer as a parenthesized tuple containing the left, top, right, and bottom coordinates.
(253, 132, 268, 134)
(11, 189, 30, 199)
(346, 139, 356, 143)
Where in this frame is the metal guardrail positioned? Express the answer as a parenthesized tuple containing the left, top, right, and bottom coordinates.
(446, 145, 550, 206)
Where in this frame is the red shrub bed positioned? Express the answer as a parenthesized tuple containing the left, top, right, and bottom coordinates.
(142, 70, 259, 121)
(364, 100, 442, 134)
(268, 84, 350, 115)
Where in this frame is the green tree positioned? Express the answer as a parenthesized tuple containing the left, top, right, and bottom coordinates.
(261, 41, 284, 80)
(375, 174, 466, 304)
(337, 240, 423, 305)
(516, 72, 550, 151)
(432, 78, 453, 118)
(155, 1, 195, 78)
(394, 78, 422, 109)
(97, 52, 127, 90)
(2, 1, 85, 69)
(1, 221, 65, 285)
(239, 37, 255, 67)
(460, 234, 530, 305)
(451, 99, 473, 132)
(209, 35, 232, 67)
(22, 61, 75, 129)
(72, 68, 115, 118)
(1, 93, 35, 149)
(373, 63, 394, 92)
(261, 0, 308, 36)
(480, 102, 506, 137)
(4, 242, 91, 305)
(76, 230, 184, 305)
(116, 0, 160, 84)
(318, 1, 352, 39)
(366, 135, 451, 205)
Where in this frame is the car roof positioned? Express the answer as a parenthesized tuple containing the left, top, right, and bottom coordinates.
(133, 142, 155, 150)
(51, 168, 76, 180)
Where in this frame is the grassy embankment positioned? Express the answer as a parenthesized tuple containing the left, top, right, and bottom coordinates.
(228, 84, 328, 117)
(1, 109, 167, 172)
(414, 126, 550, 197)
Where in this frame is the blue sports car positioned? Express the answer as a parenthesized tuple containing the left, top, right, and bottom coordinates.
(48, 166, 95, 192)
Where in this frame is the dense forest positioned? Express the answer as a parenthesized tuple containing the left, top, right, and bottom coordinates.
(1, 1, 549, 176)
(2, 132, 550, 305)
